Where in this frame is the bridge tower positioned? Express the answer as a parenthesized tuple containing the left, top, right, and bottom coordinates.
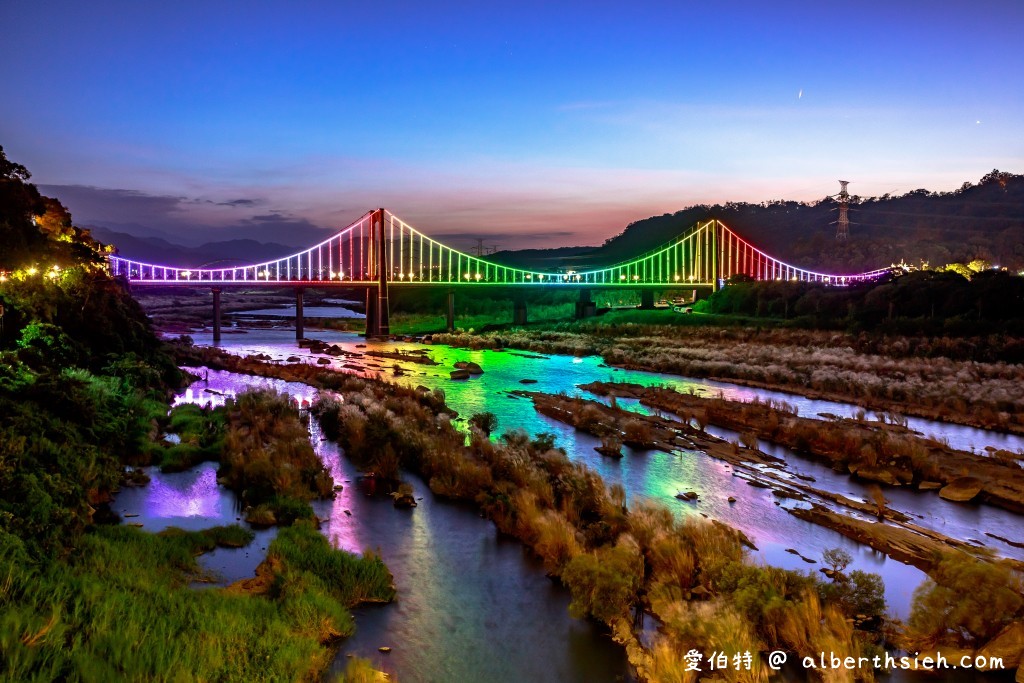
(714, 219, 723, 289)
(366, 208, 391, 338)
(835, 180, 850, 240)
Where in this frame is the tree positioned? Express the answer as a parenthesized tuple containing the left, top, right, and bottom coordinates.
(469, 411, 498, 436)
(822, 547, 853, 575)
(0, 145, 31, 181)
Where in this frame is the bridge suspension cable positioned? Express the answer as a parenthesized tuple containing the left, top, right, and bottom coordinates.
(107, 210, 891, 287)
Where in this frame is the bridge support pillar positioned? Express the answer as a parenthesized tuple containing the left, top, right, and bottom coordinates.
(512, 298, 528, 326)
(376, 286, 390, 339)
(574, 289, 596, 319)
(639, 289, 655, 310)
(446, 289, 455, 332)
(373, 208, 390, 339)
(211, 288, 222, 344)
(295, 288, 304, 340)
(364, 287, 378, 338)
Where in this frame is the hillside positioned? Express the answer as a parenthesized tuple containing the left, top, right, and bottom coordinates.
(493, 170, 1024, 273)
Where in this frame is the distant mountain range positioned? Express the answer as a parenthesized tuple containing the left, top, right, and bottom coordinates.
(91, 170, 1024, 273)
(88, 226, 296, 267)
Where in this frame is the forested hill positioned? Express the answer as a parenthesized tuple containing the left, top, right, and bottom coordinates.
(495, 170, 1024, 273)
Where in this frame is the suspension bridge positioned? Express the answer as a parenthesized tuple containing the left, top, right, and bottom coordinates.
(108, 208, 891, 339)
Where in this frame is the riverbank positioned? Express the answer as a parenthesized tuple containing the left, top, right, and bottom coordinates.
(428, 322, 1024, 436)
(581, 381, 1024, 514)
(516, 387, 1024, 574)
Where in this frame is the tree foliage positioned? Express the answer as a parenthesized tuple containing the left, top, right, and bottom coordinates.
(908, 551, 1024, 646)
(696, 269, 1024, 335)
(0, 146, 180, 558)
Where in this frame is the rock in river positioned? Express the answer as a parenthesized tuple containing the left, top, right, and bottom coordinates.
(939, 476, 984, 502)
(454, 361, 484, 374)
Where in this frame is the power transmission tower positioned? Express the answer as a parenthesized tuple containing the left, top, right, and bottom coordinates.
(472, 238, 485, 257)
(836, 180, 850, 240)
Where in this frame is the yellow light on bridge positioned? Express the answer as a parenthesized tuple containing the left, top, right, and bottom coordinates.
(474, 273, 481, 281)
(632, 275, 640, 281)
(674, 274, 680, 281)
(180, 270, 193, 279)
(259, 270, 269, 279)
(619, 274, 626, 280)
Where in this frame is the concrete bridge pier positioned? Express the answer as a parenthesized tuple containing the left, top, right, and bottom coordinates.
(512, 298, 528, 326)
(295, 288, 305, 340)
(376, 286, 390, 338)
(639, 289, 655, 310)
(574, 289, 596, 319)
(446, 289, 455, 332)
(364, 287, 378, 338)
(362, 285, 391, 339)
(211, 287, 222, 344)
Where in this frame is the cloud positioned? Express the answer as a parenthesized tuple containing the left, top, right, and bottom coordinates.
(36, 183, 332, 248)
(39, 184, 185, 217)
(217, 198, 259, 207)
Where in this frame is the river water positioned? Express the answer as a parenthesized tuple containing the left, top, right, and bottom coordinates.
(115, 368, 632, 683)
(114, 327, 1024, 682)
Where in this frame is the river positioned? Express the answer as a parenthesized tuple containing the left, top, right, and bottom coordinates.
(114, 326, 1024, 682)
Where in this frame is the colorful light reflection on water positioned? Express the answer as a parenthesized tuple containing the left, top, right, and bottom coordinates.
(183, 328, 1024, 620)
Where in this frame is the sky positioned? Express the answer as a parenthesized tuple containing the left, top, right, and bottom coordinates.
(1, 0, 1022, 250)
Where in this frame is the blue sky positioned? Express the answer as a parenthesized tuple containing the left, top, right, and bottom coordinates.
(2, 0, 1022, 249)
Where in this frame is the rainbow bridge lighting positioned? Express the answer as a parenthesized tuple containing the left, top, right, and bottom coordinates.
(106, 209, 892, 287)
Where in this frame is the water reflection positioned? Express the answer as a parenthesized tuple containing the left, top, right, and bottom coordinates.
(116, 367, 633, 683)
(146, 465, 221, 520)
(182, 328, 1024, 617)
(188, 328, 1024, 455)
